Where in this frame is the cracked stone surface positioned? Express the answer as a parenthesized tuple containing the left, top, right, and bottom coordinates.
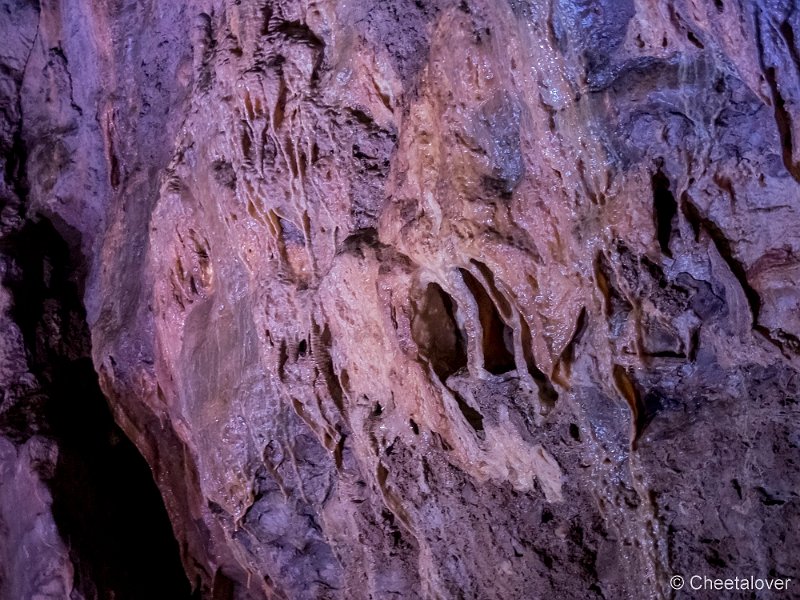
(1, 0, 800, 598)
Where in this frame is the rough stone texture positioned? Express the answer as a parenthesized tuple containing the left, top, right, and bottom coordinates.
(2, 0, 800, 598)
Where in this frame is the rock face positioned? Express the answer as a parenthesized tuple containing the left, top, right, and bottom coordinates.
(2, 0, 800, 598)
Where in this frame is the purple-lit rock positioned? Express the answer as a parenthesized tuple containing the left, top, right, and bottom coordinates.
(1, 0, 799, 598)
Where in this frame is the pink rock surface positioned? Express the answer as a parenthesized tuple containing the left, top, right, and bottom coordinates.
(1, 0, 800, 598)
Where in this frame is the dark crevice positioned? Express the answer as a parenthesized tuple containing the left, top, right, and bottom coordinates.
(411, 282, 468, 380)
(271, 20, 325, 85)
(732, 478, 742, 500)
(470, 260, 512, 319)
(273, 75, 287, 130)
(666, 6, 705, 50)
(273, 20, 325, 50)
(240, 122, 254, 164)
(686, 30, 704, 49)
(339, 227, 382, 256)
(652, 169, 677, 257)
(555, 307, 587, 384)
(688, 327, 700, 361)
(780, 21, 800, 77)
(49, 358, 195, 599)
(647, 350, 685, 358)
(519, 317, 559, 411)
(211, 570, 237, 600)
(109, 151, 121, 189)
(755, 11, 800, 183)
(593, 252, 633, 337)
(1, 217, 193, 599)
(277, 338, 289, 380)
(612, 364, 647, 445)
(260, 4, 274, 36)
(764, 66, 800, 182)
(681, 193, 761, 325)
(452, 390, 485, 439)
(638, 390, 672, 439)
(755, 486, 786, 506)
(311, 321, 345, 413)
(460, 269, 515, 374)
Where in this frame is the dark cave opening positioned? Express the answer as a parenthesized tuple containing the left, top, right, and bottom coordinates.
(411, 282, 468, 380)
(2, 216, 193, 599)
(651, 169, 677, 258)
(459, 268, 516, 375)
(47, 356, 194, 600)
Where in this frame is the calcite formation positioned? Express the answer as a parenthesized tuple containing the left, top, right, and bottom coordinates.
(1, 0, 799, 598)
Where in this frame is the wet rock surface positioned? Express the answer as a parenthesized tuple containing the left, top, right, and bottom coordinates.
(1, 0, 800, 598)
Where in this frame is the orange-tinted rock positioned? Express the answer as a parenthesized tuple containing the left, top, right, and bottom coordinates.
(2, 0, 800, 598)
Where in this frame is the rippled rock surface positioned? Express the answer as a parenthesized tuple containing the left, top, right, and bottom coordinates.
(1, 0, 799, 598)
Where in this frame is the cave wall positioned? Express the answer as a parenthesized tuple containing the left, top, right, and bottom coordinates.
(2, 0, 800, 598)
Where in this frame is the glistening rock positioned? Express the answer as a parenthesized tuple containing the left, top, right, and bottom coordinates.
(1, 0, 799, 598)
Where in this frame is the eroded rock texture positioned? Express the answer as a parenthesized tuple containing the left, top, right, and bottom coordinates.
(2, 0, 800, 598)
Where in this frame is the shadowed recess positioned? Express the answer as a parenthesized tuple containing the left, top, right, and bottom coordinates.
(4, 217, 193, 600)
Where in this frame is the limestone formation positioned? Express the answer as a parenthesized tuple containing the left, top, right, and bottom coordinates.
(1, 0, 799, 598)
